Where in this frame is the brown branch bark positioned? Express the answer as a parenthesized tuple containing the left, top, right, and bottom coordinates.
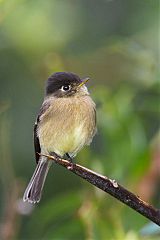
(39, 153, 160, 226)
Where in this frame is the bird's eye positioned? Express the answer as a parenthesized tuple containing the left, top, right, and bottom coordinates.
(61, 85, 71, 91)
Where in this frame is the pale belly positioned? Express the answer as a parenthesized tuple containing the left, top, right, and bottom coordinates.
(38, 96, 96, 157)
(40, 123, 89, 157)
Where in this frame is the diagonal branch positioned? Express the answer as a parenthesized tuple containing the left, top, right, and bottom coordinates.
(39, 153, 160, 226)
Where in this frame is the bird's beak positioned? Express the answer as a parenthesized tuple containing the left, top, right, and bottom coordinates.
(77, 78, 90, 89)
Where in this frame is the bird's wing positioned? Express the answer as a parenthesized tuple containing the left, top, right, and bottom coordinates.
(34, 118, 41, 164)
(34, 101, 50, 163)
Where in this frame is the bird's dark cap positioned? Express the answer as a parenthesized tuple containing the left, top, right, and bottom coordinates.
(46, 72, 82, 95)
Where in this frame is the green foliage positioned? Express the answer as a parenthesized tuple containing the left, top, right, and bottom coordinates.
(26, 192, 84, 239)
(0, 0, 159, 239)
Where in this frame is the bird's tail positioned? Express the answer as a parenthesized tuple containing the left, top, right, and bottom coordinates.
(23, 158, 52, 203)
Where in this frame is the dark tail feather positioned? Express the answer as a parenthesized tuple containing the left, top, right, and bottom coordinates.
(23, 158, 52, 204)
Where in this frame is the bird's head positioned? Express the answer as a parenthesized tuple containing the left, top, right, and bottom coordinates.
(45, 72, 90, 98)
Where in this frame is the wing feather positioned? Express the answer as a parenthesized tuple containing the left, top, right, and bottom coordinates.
(34, 101, 51, 163)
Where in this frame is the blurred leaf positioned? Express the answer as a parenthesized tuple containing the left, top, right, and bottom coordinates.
(140, 222, 160, 236)
(26, 191, 82, 238)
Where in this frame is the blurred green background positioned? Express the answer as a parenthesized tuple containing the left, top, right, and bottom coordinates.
(0, 0, 159, 239)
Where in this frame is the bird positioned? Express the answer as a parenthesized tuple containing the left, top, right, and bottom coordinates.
(23, 72, 97, 203)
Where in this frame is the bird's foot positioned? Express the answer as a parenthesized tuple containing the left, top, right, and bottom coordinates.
(50, 152, 62, 161)
(66, 153, 74, 170)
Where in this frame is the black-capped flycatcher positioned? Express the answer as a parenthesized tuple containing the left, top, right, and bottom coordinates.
(23, 72, 97, 203)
